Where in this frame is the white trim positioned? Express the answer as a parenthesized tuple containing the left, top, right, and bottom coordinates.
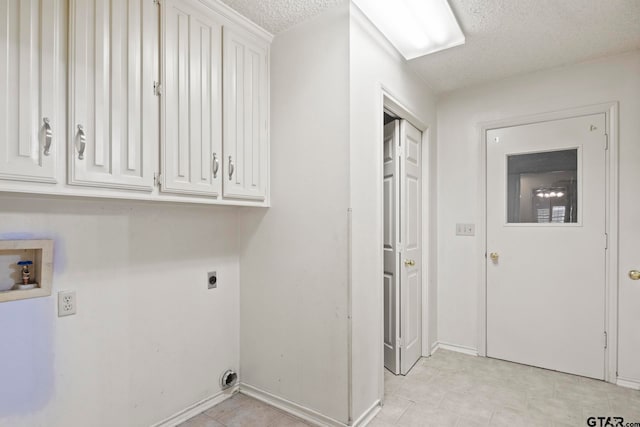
(352, 401, 382, 427)
(477, 102, 619, 382)
(240, 383, 348, 427)
(151, 387, 238, 427)
(431, 341, 479, 357)
(616, 377, 640, 390)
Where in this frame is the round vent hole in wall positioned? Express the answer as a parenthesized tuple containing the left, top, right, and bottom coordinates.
(220, 369, 237, 389)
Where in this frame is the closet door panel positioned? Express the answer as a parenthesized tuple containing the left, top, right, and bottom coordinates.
(68, 0, 156, 191)
(161, 0, 222, 196)
(0, 0, 59, 183)
(223, 28, 268, 201)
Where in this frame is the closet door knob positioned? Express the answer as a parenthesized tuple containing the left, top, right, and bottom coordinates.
(629, 270, 640, 280)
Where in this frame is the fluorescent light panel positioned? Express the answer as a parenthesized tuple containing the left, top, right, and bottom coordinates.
(353, 0, 465, 60)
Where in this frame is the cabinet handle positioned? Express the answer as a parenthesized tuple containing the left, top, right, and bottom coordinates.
(212, 153, 219, 178)
(43, 118, 52, 156)
(228, 156, 234, 180)
(76, 125, 86, 160)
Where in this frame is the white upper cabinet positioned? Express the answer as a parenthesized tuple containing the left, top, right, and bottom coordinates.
(0, 0, 270, 206)
(0, 0, 60, 183)
(161, 0, 223, 196)
(68, 0, 157, 191)
(223, 28, 269, 201)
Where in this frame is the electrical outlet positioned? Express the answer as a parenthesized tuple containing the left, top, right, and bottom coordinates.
(58, 291, 77, 317)
(207, 271, 217, 289)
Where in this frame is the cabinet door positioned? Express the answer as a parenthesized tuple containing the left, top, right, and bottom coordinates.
(0, 0, 60, 183)
(161, 0, 222, 196)
(68, 0, 157, 191)
(223, 28, 268, 201)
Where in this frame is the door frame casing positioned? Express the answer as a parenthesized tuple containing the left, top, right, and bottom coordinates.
(378, 86, 433, 403)
(477, 102, 619, 383)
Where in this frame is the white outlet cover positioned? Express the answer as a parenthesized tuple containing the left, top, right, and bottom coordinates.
(58, 290, 77, 317)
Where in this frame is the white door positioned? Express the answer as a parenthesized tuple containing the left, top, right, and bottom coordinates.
(222, 28, 268, 201)
(161, 0, 222, 196)
(68, 0, 156, 191)
(383, 119, 423, 375)
(486, 113, 607, 379)
(0, 0, 60, 183)
(383, 120, 400, 374)
(399, 120, 422, 375)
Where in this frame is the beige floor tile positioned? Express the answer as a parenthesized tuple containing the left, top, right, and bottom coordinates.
(215, 402, 288, 427)
(405, 364, 441, 383)
(367, 418, 396, 427)
(396, 403, 460, 427)
(269, 414, 313, 427)
(178, 414, 225, 427)
(526, 395, 584, 425)
(438, 391, 494, 423)
(489, 407, 549, 427)
(455, 416, 489, 427)
(395, 377, 445, 406)
(376, 395, 414, 423)
(204, 394, 258, 420)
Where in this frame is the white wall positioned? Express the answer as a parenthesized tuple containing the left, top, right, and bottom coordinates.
(238, 3, 351, 423)
(348, 3, 438, 421)
(436, 50, 640, 383)
(0, 194, 240, 427)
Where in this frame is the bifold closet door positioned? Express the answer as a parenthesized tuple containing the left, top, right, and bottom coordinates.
(68, 0, 157, 191)
(161, 0, 222, 196)
(0, 0, 60, 183)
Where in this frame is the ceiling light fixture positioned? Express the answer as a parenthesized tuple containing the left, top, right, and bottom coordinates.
(352, 0, 465, 60)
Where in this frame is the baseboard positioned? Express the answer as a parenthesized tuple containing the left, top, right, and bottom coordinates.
(430, 341, 479, 357)
(240, 382, 352, 427)
(151, 386, 238, 427)
(351, 400, 382, 426)
(617, 376, 640, 390)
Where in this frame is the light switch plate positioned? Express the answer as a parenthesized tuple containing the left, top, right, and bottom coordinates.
(456, 223, 475, 236)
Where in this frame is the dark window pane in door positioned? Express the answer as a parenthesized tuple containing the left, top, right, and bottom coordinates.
(507, 149, 578, 223)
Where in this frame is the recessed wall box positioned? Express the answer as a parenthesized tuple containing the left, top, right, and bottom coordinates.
(0, 240, 53, 303)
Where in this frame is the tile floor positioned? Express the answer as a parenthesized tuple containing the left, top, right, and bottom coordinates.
(178, 393, 311, 427)
(180, 350, 640, 427)
(371, 350, 640, 427)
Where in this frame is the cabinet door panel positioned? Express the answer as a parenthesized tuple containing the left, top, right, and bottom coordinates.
(223, 28, 268, 201)
(68, 0, 156, 191)
(0, 0, 59, 183)
(161, 0, 222, 196)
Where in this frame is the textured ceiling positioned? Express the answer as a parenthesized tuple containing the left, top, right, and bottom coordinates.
(220, 0, 640, 93)
(220, 0, 345, 34)
(410, 0, 640, 93)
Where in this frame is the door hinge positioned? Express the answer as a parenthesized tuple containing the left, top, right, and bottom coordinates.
(153, 0, 160, 5)
(153, 81, 162, 96)
(605, 233, 609, 250)
(604, 331, 608, 349)
(604, 133, 609, 150)
(154, 172, 161, 187)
